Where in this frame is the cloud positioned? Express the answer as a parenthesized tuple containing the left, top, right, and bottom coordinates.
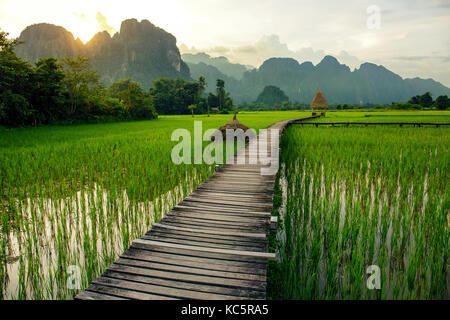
(96, 12, 115, 35)
(180, 34, 363, 70)
(392, 55, 450, 62)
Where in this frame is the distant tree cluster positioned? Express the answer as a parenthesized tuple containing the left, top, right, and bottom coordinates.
(334, 103, 387, 110)
(238, 101, 309, 111)
(0, 31, 157, 127)
(389, 92, 449, 110)
(151, 77, 234, 116)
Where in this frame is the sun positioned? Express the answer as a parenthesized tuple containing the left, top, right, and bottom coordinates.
(66, 16, 98, 44)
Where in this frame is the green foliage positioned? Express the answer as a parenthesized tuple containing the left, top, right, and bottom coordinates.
(31, 58, 66, 124)
(0, 31, 35, 126)
(433, 95, 450, 110)
(60, 55, 101, 115)
(108, 78, 157, 120)
(151, 78, 200, 115)
(209, 78, 233, 111)
(0, 35, 157, 127)
(390, 102, 423, 110)
(408, 92, 433, 108)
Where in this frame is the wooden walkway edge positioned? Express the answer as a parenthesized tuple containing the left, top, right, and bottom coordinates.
(291, 122, 450, 127)
(75, 115, 319, 300)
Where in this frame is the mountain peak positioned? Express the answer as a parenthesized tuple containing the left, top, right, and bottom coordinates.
(260, 57, 300, 70)
(318, 55, 339, 66)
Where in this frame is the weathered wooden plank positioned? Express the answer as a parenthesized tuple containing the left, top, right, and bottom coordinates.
(148, 227, 268, 244)
(122, 248, 267, 272)
(86, 282, 177, 300)
(75, 290, 128, 300)
(167, 210, 269, 223)
(162, 214, 268, 228)
(142, 234, 266, 251)
(103, 269, 265, 299)
(133, 239, 277, 261)
(173, 204, 271, 216)
(148, 227, 268, 245)
(184, 195, 272, 209)
(131, 241, 269, 264)
(93, 276, 243, 300)
(146, 232, 267, 251)
(190, 190, 273, 202)
(121, 248, 267, 274)
(180, 200, 272, 213)
(202, 179, 275, 188)
(175, 203, 272, 215)
(159, 219, 267, 233)
(198, 183, 274, 192)
(192, 191, 272, 201)
(115, 257, 266, 282)
(195, 186, 273, 196)
(151, 222, 267, 238)
(103, 264, 265, 292)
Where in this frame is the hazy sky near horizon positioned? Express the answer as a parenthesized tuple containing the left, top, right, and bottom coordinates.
(1, 0, 449, 86)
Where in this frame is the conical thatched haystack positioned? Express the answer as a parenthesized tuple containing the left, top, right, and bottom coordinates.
(310, 89, 328, 116)
(211, 114, 250, 141)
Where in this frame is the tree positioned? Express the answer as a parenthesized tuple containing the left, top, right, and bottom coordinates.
(109, 78, 157, 119)
(31, 57, 66, 124)
(207, 93, 219, 109)
(408, 95, 420, 105)
(216, 79, 225, 109)
(152, 78, 200, 115)
(0, 31, 35, 126)
(434, 95, 449, 110)
(188, 104, 196, 117)
(198, 76, 209, 116)
(419, 92, 433, 108)
(60, 55, 101, 115)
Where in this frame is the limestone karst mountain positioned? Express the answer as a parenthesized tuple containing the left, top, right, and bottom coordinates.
(15, 19, 190, 89)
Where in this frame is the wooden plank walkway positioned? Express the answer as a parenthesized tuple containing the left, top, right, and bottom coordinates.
(75, 115, 319, 300)
(292, 122, 450, 127)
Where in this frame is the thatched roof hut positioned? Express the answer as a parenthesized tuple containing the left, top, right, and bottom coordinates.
(310, 89, 328, 115)
(211, 114, 249, 141)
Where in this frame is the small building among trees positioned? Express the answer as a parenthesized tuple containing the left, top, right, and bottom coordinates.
(310, 89, 328, 116)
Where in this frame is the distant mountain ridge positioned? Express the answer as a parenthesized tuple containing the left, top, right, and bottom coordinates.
(13, 20, 450, 104)
(188, 54, 450, 104)
(182, 52, 253, 80)
(15, 19, 190, 89)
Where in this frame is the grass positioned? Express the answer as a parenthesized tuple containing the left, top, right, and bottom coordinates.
(0, 111, 310, 299)
(268, 111, 449, 299)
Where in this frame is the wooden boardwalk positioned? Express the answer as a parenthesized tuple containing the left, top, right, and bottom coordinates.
(75, 116, 317, 300)
(292, 122, 450, 127)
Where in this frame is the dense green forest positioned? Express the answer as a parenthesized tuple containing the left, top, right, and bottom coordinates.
(0, 31, 234, 127)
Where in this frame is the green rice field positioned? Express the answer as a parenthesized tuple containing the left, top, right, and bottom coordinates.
(268, 111, 449, 299)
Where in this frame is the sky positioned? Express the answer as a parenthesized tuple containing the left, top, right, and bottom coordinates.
(1, 0, 449, 86)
